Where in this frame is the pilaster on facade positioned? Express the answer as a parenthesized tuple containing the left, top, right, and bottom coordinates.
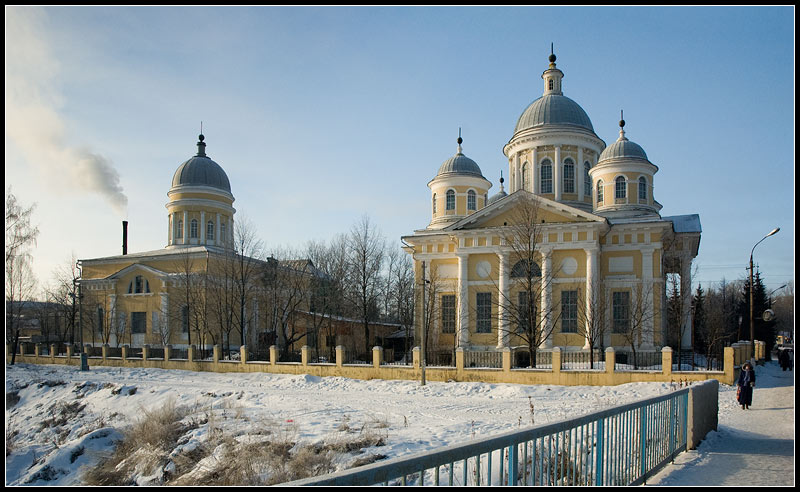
(456, 252, 470, 348)
(539, 246, 554, 349)
(497, 250, 510, 349)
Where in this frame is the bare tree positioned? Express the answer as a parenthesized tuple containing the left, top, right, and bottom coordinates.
(261, 248, 312, 361)
(575, 283, 608, 368)
(306, 237, 348, 361)
(494, 195, 562, 368)
(392, 253, 415, 363)
(6, 188, 40, 364)
(231, 216, 265, 353)
(616, 282, 657, 369)
(345, 215, 385, 357)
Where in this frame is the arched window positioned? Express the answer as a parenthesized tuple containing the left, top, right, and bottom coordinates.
(521, 162, 528, 190)
(190, 219, 198, 239)
(467, 190, 476, 211)
(432, 193, 437, 214)
(563, 158, 575, 193)
(511, 259, 542, 278)
(129, 275, 150, 294)
(446, 190, 455, 211)
(597, 180, 604, 204)
(207, 220, 215, 240)
(584, 162, 591, 197)
(176, 219, 183, 239)
(638, 177, 647, 201)
(615, 176, 627, 199)
(540, 160, 553, 194)
(220, 222, 227, 241)
(548, 79, 554, 91)
(484, 193, 488, 206)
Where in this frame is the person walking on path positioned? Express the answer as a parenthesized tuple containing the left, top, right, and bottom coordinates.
(737, 361, 756, 409)
(778, 348, 790, 371)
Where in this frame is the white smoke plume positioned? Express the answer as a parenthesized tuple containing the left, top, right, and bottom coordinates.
(6, 7, 128, 216)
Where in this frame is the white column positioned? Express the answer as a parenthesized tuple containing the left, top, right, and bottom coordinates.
(497, 251, 510, 349)
(160, 293, 169, 339)
(640, 247, 655, 348)
(200, 211, 205, 244)
(583, 247, 599, 349)
(577, 147, 585, 201)
(554, 145, 562, 202)
(457, 253, 470, 348)
(540, 248, 553, 349)
(216, 213, 221, 246)
(532, 148, 539, 194)
(681, 254, 693, 350)
(183, 211, 189, 245)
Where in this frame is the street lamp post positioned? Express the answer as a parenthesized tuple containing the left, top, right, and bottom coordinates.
(749, 227, 780, 359)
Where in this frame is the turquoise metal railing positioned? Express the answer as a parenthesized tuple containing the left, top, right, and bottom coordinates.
(288, 389, 688, 486)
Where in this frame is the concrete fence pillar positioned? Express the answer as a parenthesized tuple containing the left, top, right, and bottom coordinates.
(50, 344, 57, 360)
(301, 345, 309, 366)
(165, 345, 172, 361)
(240, 345, 247, 365)
(269, 345, 278, 365)
(373, 346, 382, 368)
(66, 345, 73, 358)
(551, 347, 561, 375)
(122, 345, 129, 361)
(662, 346, 673, 377)
(84, 344, 92, 357)
(35, 344, 41, 357)
(143, 345, 150, 362)
(456, 347, 465, 373)
(102, 344, 109, 361)
(412, 346, 420, 370)
(213, 345, 220, 364)
(335, 345, 344, 367)
(724, 347, 735, 385)
(605, 347, 616, 374)
(187, 345, 195, 362)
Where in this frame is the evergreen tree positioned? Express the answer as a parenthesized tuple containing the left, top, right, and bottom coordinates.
(692, 284, 707, 355)
(737, 269, 777, 360)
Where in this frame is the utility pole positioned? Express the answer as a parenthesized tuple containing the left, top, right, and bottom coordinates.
(420, 261, 427, 386)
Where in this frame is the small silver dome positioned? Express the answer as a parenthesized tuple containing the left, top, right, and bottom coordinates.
(514, 94, 594, 134)
(599, 124, 649, 162)
(437, 152, 484, 177)
(171, 135, 232, 193)
(487, 189, 508, 205)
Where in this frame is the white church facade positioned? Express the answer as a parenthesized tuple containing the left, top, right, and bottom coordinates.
(401, 51, 701, 360)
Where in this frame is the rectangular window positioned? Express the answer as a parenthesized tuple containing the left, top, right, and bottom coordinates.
(476, 292, 492, 333)
(612, 291, 630, 333)
(441, 295, 456, 333)
(131, 312, 147, 334)
(561, 290, 578, 333)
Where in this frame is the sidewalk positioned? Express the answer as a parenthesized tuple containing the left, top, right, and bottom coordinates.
(648, 360, 795, 486)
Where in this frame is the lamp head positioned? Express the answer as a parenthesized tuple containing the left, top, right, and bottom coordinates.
(766, 227, 780, 237)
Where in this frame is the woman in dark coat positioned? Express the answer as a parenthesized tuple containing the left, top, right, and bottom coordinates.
(737, 361, 756, 409)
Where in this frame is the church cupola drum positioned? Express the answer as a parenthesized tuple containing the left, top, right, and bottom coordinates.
(166, 134, 236, 249)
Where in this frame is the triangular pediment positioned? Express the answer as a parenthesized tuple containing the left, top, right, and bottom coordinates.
(444, 190, 607, 231)
(106, 263, 170, 281)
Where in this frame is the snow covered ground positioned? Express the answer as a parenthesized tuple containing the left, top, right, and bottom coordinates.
(5, 359, 794, 486)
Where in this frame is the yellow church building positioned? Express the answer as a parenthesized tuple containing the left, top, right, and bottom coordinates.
(401, 51, 701, 363)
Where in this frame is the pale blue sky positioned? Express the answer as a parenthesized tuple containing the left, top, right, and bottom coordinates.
(5, 6, 794, 295)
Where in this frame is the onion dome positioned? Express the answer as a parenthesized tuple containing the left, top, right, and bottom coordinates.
(598, 117, 649, 162)
(436, 136, 485, 178)
(171, 134, 232, 192)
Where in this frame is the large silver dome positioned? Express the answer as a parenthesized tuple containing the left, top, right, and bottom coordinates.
(171, 135, 232, 193)
(513, 94, 594, 134)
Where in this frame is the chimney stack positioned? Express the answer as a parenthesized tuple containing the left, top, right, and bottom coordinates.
(122, 220, 128, 255)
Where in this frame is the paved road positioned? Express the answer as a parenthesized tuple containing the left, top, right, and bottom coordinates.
(647, 360, 795, 486)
